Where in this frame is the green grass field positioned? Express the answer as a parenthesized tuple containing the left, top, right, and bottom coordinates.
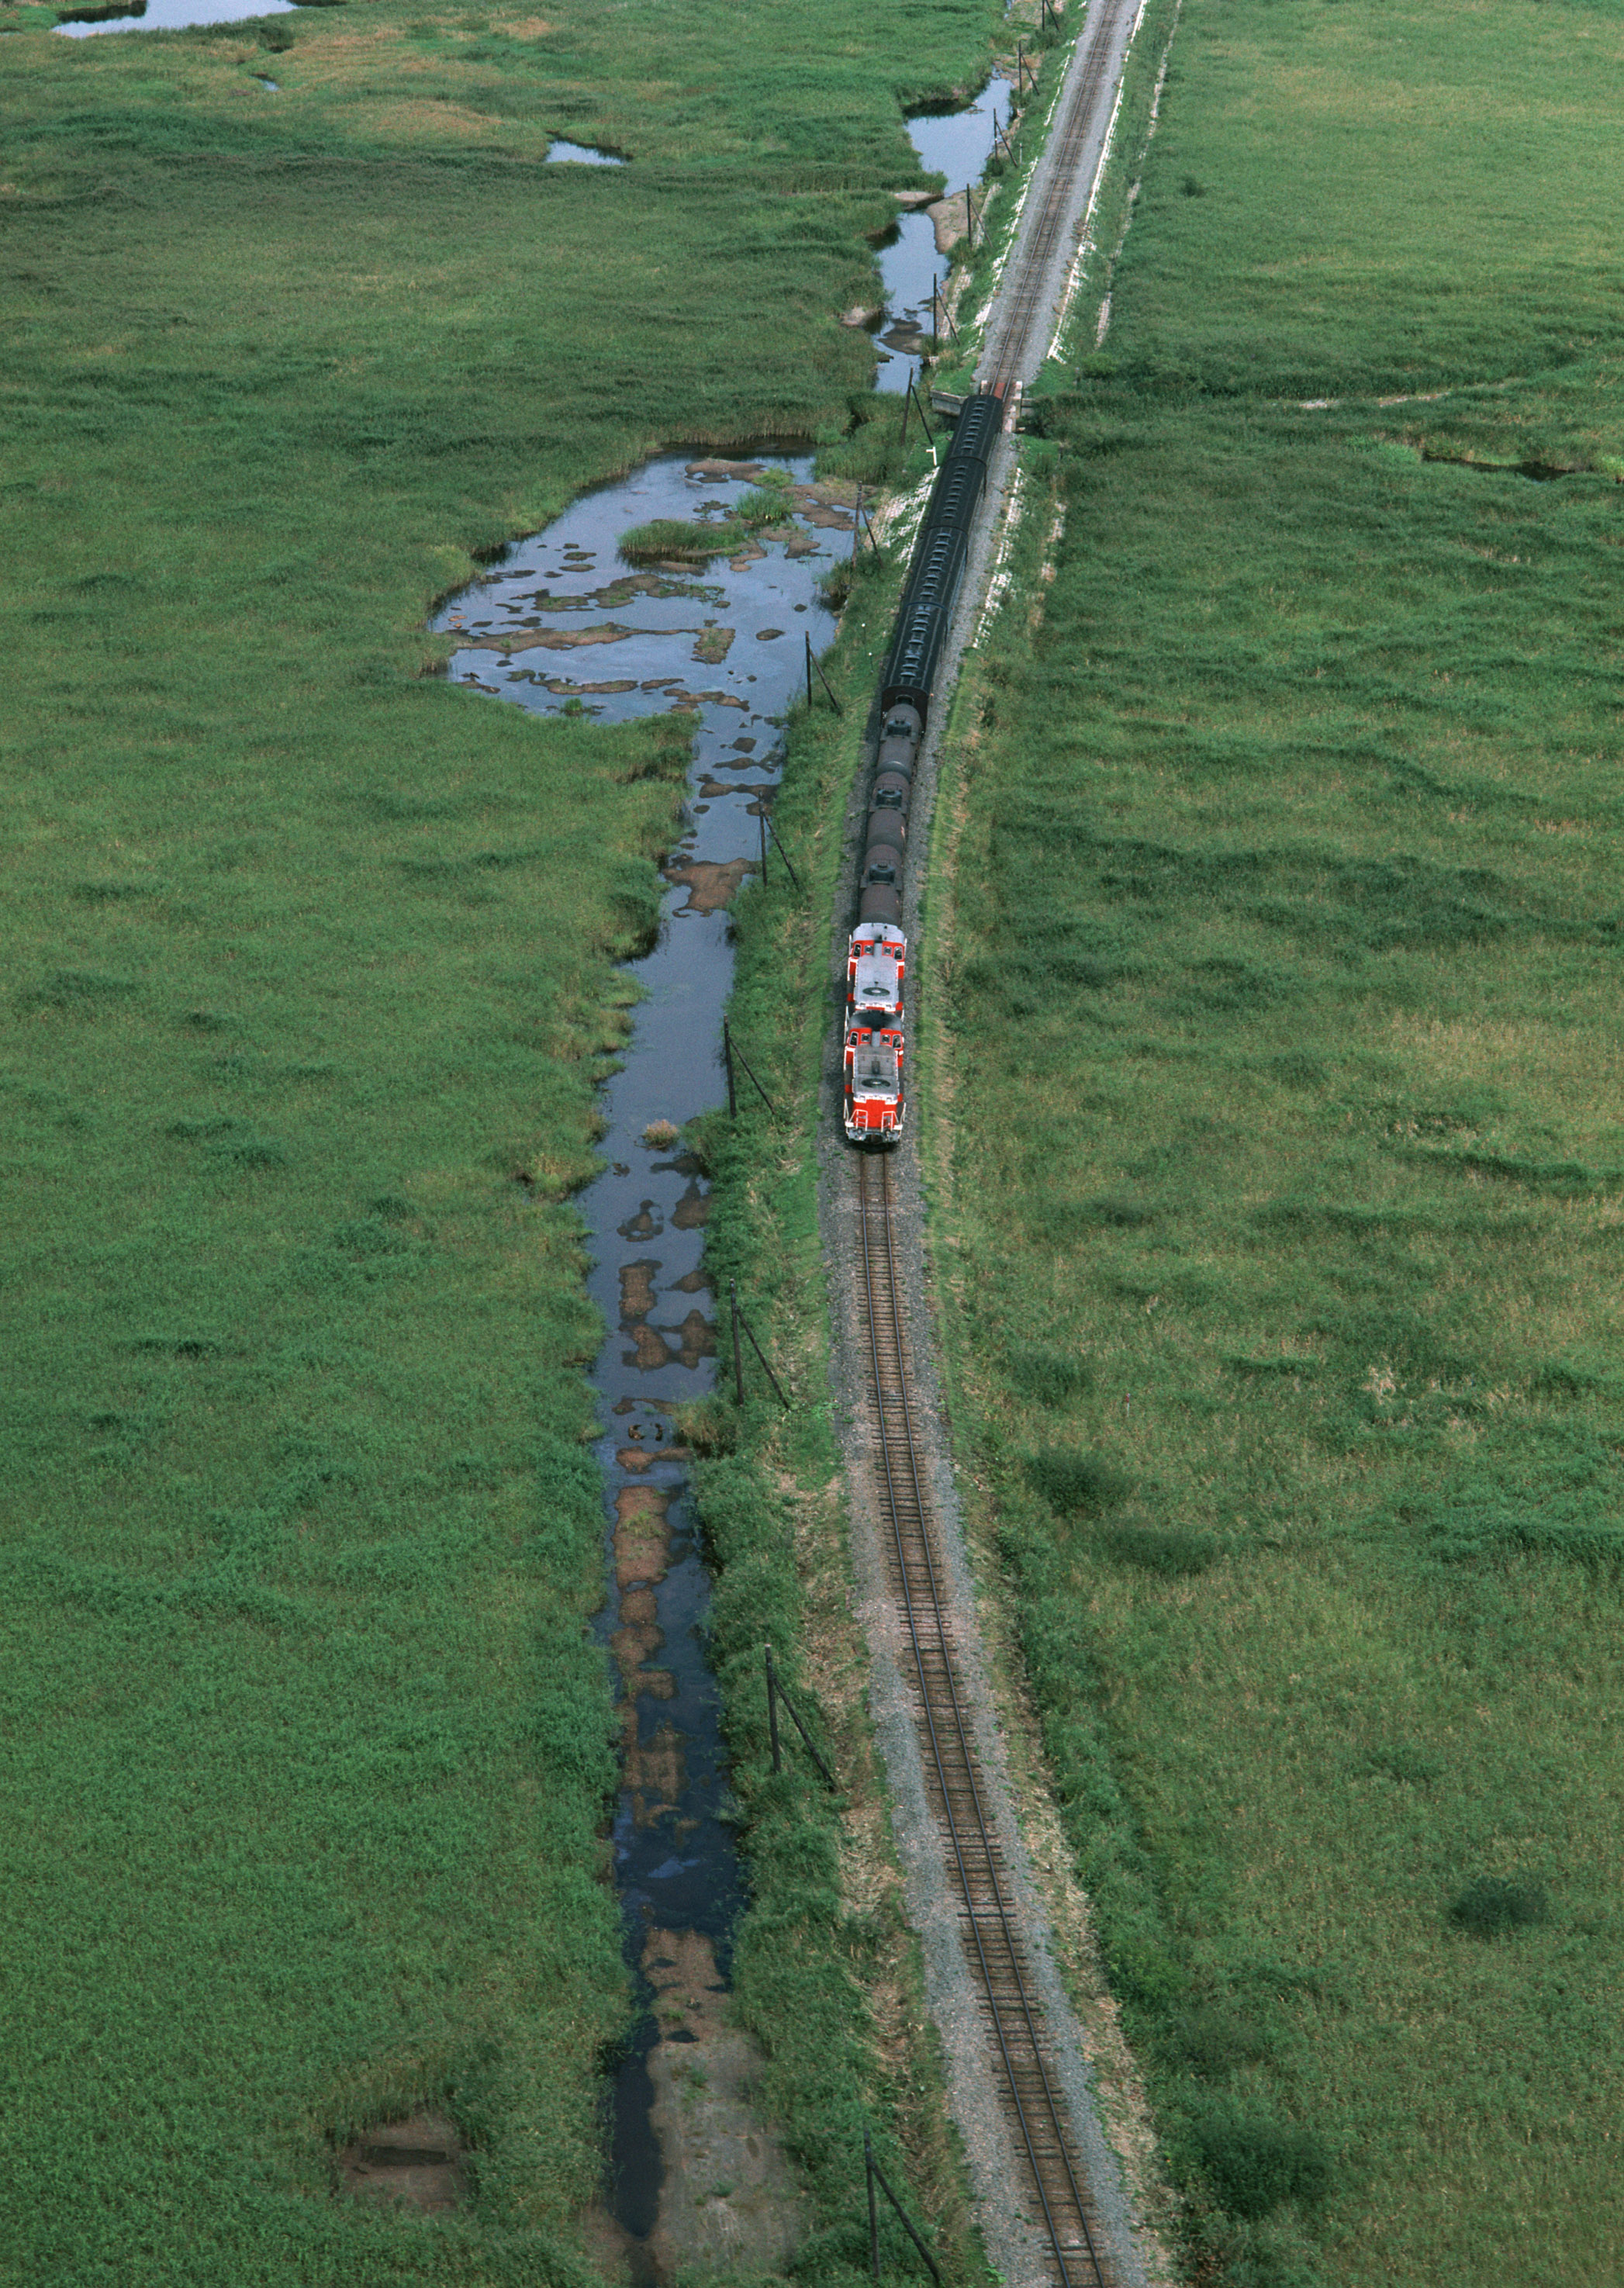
(930, 0, 1624, 2280)
(0, 0, 1002, 2274)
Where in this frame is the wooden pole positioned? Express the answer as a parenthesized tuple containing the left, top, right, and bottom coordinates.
(864, 2140, 943, 2287)
(765, 812, 802, 892)
(736, 1300, 791, 1409)
(810, 648, 845, 716)
(726, 1029, 776, 1111)
(866, 2132, 880, 2285)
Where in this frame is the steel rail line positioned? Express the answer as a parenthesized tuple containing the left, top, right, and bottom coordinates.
(983, 0, 1127, 400)
(857, 1153, 1111, 2288)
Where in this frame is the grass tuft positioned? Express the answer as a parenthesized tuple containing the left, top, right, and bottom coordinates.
(1023, 1448, 1133, 1518)
(1100, 1522, 1215, 1578)
(618, 517, 748, 565)
(1448, 1878, 1549, 1938)
(1193, 2110, 1334, 2221)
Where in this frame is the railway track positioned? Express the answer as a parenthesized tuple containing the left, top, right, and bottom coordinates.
(982, 0, 1138, 403)
(857, 1152, 1115, 2288)
(828, 5, 1162, 2274)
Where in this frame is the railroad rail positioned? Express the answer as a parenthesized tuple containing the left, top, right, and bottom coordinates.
(857, 1152, 1115, 2288)
(982, 0, 1136, 405)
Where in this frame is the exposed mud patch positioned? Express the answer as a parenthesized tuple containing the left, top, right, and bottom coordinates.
(455, 620, 651, 654)
(337, 2113, 465, 2212)
(663, 857, 751, 914)
(696, 774, 771, 804)
(625, 1309, 716, 1371)
(686, 458, 769, 482)
(511, 675, 640, 696)
(641, 1932, 805, 2278)
(927, 192, 971, 254)
(620, 1260, 659, 1322)
(670, 1179, 710, 1230)
(615, 1484, 671, 1588)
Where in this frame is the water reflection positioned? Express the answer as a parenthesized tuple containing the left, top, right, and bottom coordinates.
(434, 451, 842, 2255)
(871, 76, 1013, 395)
(910, 74, 1014, 187)
(56, 0, 294, 31)
(547, 139, 628, 164)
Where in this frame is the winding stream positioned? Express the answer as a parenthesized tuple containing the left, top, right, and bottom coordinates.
(430, 73, 1006, 2276)
(871, 77, 1013, 392)
(434, 452, 841, 2266)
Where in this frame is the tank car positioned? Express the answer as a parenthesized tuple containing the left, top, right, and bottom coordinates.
(877, 703, 924, 779)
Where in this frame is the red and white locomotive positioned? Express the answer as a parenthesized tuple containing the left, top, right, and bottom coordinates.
(843, 1012, 906, 1142)
(843, 920, 907, 1142)
(846, 919, 906, 1028)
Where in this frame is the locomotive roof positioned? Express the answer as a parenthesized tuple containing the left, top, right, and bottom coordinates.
(850, 1041, 900, 1097)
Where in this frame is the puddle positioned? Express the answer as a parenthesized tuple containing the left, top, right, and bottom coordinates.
(434, 451, 841, 2272)
(56, 0, 295, 30)
(870, 77, 1012, 394)
(548, 139, 628, 165)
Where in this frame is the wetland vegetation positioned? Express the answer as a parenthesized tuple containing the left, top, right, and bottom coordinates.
(0, 0, 1001, 2273)
(932, 0, 1624, 2279)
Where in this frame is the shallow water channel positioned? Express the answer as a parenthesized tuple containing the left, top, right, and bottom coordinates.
(434, 453, 842, 2267)
(55, 0, 294, 33)
(871, 78, 1013, 392)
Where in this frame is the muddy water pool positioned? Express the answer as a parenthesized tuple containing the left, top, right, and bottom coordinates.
(435, 453, 841, 2268)
(871, 77, 1013, 392)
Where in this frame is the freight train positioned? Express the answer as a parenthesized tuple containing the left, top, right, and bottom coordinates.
(844, 387, 1002, 1144)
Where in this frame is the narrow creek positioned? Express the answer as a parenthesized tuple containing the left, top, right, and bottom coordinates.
(870, 77, 1013, 392)
(54, 0, 296, 33)
(432, 73, 1007, 2281)
(433, 451, 842, 2276)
